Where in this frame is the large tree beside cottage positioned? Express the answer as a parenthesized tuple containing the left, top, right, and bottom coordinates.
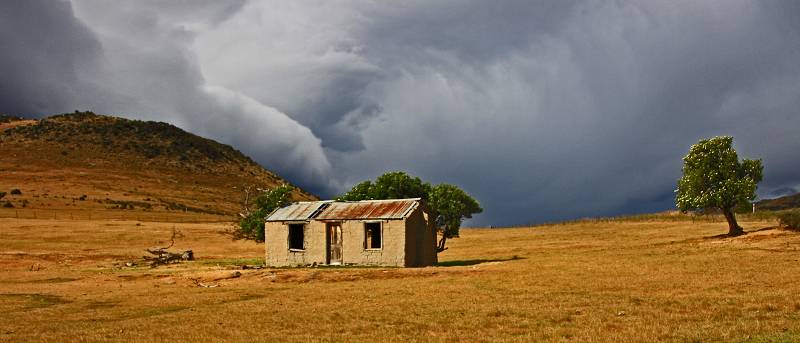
(339, 171, 482, 252)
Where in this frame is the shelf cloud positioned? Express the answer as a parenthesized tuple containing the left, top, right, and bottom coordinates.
(2, 0, 799, 225)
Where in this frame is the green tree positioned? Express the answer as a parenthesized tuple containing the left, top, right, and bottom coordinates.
(338, 171, 431, 201)
(337, 180, 375, 201)
(676, 136, 763, 236)
(338, 171, 482, 252)
(429, 183, 483, 252)
(235, 185, 294, 241)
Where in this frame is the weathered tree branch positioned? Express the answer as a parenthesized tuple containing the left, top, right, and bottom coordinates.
(143, 227, 193, 267)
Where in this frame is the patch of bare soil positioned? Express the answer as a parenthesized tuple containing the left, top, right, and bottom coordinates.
(703, 227, 800, 252)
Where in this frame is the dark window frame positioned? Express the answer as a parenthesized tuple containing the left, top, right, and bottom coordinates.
(288, 223, 305, 251)
(364, 222, 383, 250)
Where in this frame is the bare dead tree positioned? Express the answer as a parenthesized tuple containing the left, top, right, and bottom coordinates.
(143, 226, 193, 267)
(238, 184, 257, 218)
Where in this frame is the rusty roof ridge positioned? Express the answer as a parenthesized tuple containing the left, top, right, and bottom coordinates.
(399, 201, 420, 219)
(338, 198, 422, 203)
(308, 202, 331, 219)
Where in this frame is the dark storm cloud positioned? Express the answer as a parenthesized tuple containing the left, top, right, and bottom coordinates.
(313, 1, 800, 225)
(0, 0, 332, 194)
(0, 0, 103, 115)
(2, 1, 799, 225)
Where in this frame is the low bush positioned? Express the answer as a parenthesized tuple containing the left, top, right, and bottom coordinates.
(2, 201, 13, 208)
(777, 210, 800, 230)
(10, 189, 21, 195)
(0, 191, 6, 199)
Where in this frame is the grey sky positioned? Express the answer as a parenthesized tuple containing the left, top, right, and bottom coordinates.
(1, 1, 798, 225)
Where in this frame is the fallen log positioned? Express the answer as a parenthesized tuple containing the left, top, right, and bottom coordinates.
(143, 227, 193, 267)
(143, 248, 193, 267)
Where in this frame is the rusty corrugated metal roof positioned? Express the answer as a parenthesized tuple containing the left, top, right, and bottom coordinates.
(265, 201, 331, 222)
(314, 198, 420, 220)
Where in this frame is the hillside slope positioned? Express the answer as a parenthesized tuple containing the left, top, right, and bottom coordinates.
(0, 112, 317, 219)
(756, 192, 800, 211)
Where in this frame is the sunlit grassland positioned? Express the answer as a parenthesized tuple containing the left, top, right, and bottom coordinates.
(1, 216, 799, 342)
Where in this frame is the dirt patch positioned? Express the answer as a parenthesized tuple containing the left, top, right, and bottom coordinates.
(216, 294, 269, 306)
(28, 277, 81, 284)
(102, 306, 191, 322)
(0, 293, 71, 311)
(85, 300, 121, 310)
(0, 252, 71, 262)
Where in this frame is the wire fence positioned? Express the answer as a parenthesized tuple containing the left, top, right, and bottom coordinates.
(0, 208, 232, 223)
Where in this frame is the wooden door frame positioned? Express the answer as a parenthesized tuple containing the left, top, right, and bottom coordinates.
(326, 222, 343, 265)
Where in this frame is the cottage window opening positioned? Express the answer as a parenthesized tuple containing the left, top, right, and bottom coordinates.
(364, 222, 382, 250)
(288, 224, 305, 251)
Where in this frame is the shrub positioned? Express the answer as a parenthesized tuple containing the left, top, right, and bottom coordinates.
(777, 210, 800, 230)
(2, 201, 12, 208)
(0, 191, 5, 199)
(10, 189, 21, 195)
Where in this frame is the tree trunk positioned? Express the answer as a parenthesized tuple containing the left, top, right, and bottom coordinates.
(722, 207, 744, 236)
(436, 235, 447, 253)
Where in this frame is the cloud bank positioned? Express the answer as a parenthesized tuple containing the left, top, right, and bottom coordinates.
(2, 0, 799, 225)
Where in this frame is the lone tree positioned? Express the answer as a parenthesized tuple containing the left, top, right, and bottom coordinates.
(234, 185, 294, 241)
(428, 183, 483, 252)
(338, 171, 482, 252)
(676, 136, 763, 236)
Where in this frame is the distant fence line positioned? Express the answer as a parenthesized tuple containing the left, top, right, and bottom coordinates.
(0, 208, 232, 223)
(468, 211, 780, 230)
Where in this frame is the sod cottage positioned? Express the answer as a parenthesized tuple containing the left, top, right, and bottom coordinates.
(264, 198, 438, 267)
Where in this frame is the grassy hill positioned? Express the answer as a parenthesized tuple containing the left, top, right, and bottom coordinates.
(0, 111, 317, 220)
(756, 192, 800, 211)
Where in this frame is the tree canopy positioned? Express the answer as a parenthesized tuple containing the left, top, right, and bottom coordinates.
(338, 171, 482, 252)
(428, 183, 483, 252)
(234, 185, 294, 242)
(338, 171, 431, 201)
(676, 136, 763, 236)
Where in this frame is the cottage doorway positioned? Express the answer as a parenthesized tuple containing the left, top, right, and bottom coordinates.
(327, 223, 343, 265)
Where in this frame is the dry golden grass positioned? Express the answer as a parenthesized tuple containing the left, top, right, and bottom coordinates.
(1, 217, 799, 342)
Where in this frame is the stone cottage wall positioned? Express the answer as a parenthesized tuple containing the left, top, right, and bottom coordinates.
(339, 218, 406, 266)
(264, 221, 327, 267)
(404, 206, 438, 267)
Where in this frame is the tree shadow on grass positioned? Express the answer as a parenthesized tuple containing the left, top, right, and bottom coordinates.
(653, 226, 784, 247)
(436, 255, 525, 267)
(702, 226, 779, 240)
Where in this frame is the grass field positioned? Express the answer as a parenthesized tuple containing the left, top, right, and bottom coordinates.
(2, 216, 799, 342)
